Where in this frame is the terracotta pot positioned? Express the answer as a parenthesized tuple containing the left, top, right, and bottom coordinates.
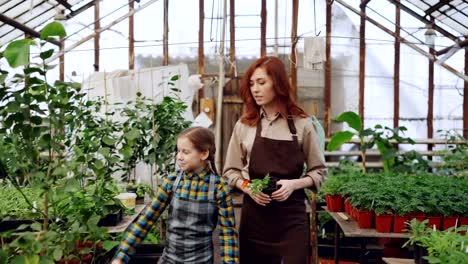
(426, 216, 441, 230)
(326, 194, 343, 212)
(393, 214, 409, 233)
(357, 210, 374, 228)
(442, 216, 458, 230)
(375, 214, 393, 233)
(352, 206, 359, 221)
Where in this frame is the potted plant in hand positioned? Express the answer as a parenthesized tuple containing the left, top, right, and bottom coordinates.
(249, 174, 271, 195)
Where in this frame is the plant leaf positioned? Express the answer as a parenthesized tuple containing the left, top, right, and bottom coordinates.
(334, 111, 362, 132)
(327, 131, 354, 151)
(39, 49, 55, 60)
(40, 22, 66, 39)
(4, 39, 36, 68)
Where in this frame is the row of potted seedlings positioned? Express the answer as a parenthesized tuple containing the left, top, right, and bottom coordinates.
(322, 173, 468, 233)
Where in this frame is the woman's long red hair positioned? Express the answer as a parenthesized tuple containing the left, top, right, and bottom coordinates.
(240, 56, 307, 126)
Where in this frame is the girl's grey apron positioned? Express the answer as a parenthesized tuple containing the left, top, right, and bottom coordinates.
(158, 172, 217, 264)
(239, 116, 309, 264)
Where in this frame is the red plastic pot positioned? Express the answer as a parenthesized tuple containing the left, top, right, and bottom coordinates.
(345, 199, 351, 215)
(409, 211, 426, 222)
(326, 194, 343, 212)
(357, 210, 374, 228)
(426, 216, 441, 230)
(375, 214, 393, 233)
(393, 214, 409, 233)
(442, 216, 458, 230)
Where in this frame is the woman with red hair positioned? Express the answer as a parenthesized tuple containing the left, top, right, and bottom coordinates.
(223, 56, 327, 264)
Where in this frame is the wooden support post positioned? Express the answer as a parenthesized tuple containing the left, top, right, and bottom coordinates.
(198, 0, 205, 75)
(260, 0, 267, 57)
(464, 41, 468, 139)
(59, 37, 64, 81)
(163, 0, 169, 66)
(290, 0, 298, 100)
(229, 0, 236, 77)
(129, 0, 135, 70)
(394, 1, 400, 129)
(359, 0, 366, 129)
(324, 0, 332, 137)
(198, 0, 205, 98)
(428, 18, 435, 151)
(94, 0, 100, 72)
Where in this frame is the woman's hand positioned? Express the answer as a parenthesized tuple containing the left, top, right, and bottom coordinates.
(271, 179, 297, 202)
(244, 186, 271, 206)
(111, 259, 123, 264)
(236, 178, 271, 206)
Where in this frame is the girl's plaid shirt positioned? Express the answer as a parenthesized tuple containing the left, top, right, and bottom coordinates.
(114, 169, 239, 263)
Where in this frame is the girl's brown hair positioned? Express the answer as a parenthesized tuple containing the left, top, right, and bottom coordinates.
(177, 127, 218, 175)
(239, 56, 307, 126)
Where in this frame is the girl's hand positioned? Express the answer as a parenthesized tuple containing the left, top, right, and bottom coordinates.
(245, 187, 271, 206)
(111, 260, 122, 264)
(271, 179, 296, 202)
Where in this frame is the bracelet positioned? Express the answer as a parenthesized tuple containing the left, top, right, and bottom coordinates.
(241, 179, 250, 189)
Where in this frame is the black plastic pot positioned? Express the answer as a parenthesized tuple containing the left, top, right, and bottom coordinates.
(263, 177, 280, 195)
(98, 209, 123, 227)
(413, 245, 429, 264)
(129, 244, 165, 264)
(0, 219, 37, 232)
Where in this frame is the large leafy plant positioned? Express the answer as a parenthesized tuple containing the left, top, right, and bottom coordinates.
(0, 22, 120, 263)
(327, 111, 415, 173)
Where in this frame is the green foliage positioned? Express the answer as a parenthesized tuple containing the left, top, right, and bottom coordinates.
(404, 219, 468, 264)
(127, 182, 154, 198)
(3, 39, 36, 67)
(40, 22, 66, 40)
(0, 22, 121, 262)
(328, 111, 419, 174)
(437, 135, 468, 178)
(250, 174, 270, 195)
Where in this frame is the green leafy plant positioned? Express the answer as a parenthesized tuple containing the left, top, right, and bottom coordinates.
(126, 182, 154, 198)
(327, 111, 374, 173)
(0, 22, 121, 263)
(327, 111, 417, 173)
(404, 219, 468, 264)
(250, 174, 270, 195)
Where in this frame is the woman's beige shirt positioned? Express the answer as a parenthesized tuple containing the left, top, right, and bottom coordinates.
(223, 113, 327, 191)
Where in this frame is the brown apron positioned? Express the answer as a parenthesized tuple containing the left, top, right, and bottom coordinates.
(239, 116, 309, 264)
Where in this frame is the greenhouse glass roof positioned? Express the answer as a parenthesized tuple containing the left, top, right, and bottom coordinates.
(403, 0, 468, 38)
(0, 0, 89, 46)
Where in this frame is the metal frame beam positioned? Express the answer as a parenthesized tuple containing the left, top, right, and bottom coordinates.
(56, 0, 72, 10)
(387, 0, 458, 41)
(425, 0, 453, 16)
(0, 13, 60, 46)
(66, 0, 95, 19)
(436, 39, 468, 56)
(46, 0, 159, 63)
(335, 0, 468, 81)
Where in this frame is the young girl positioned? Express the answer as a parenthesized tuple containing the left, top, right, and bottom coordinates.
(223, 56, 327, 264)
(112, 127, 239, 264)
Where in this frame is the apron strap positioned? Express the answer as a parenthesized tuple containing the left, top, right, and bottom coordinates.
(208, 174, 216, 200)
(256, 114, 299, 142)
(287, 115, 298, 142)
(172, 171, 183, 193)
(256, 117, 263, 137)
